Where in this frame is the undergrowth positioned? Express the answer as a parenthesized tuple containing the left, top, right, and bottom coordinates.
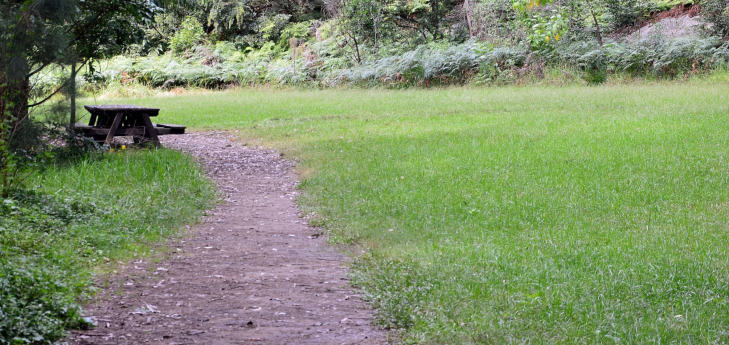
(35, 33, 729, 97)
(0, 149, 216, 344)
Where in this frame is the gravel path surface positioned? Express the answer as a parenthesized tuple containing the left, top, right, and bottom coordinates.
(67, 132, 388, 345)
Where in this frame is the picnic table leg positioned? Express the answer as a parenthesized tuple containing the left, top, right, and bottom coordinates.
(88, 113, 97, 126)
(104, 112, 123, 146)
(139, 112, 160, 147)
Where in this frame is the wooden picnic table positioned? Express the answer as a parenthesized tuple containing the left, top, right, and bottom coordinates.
(76, 105, 185, 147)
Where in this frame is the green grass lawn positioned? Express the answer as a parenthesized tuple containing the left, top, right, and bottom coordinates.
(87, 83, 729, 343)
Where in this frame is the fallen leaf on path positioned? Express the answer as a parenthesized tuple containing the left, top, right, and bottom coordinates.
(145, 303, 158, 313)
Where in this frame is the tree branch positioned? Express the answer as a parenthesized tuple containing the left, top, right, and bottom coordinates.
(28, 62, 52, 78)
(584, 0, 603, 46)
(27, 59, 90, 108)
(394, 19, 429, 41)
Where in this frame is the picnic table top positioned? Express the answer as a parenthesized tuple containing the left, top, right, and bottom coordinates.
(84, 105, 160, 116)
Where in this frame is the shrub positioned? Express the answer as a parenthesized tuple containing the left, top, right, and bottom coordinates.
(476, 46, 528, 83)
(170, 17, 206, 55)
(278, 21, 315, 49)
(700, 0, 729, 38)
(44, 20, 729, 93)
(239, 14, 292, 50)
(553, 36, 729, 82)
(603, 0, 655, 30)
(0, 259, 86, 345)
(332, 42, 483, 86)
(0, 190, 95, 344)
(469, 0, 518, 44)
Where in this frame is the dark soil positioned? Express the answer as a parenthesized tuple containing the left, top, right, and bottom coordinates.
(66, 132, 389, 345)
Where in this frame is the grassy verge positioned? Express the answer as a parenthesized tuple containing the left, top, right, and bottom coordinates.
(88, 82, 729, 343)
(1, 149, 216, 344)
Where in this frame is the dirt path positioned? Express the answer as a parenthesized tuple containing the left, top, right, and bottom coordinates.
(67, 132, 388, 345)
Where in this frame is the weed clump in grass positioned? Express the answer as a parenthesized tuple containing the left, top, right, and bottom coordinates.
(0, 190, 94, 344)
(0, 258, 86, 344)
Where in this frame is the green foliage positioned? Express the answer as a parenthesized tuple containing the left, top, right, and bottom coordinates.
(278, 20, 314, 49)
(0, 116, 58, 197)
(30, 0, 729, 92)
(654, 0, 695, 10)
(389, 0, 466, 42)
(336, 42, 483, 86)
(147, 0, 323, 44)
(0, 0, 161, 197)
(91, 40, 487, 87)
(515, 4, 568, 51)
(0, 0, 71, 197)
(171, 16, 207, 54)
(88, 0, 722, 87)
(205, 0, 249, 33)
(340, 0, 390, 57)
(603, 0, 654, 30)
(469, 0, 519, 43)
(700, 0, 729, 38)
(0, 190, 96, 344)
(332, 0, 469, 61)
(0, 258, 86, 345)
(476, 46, 528, 83)
(74, 32, 729, 91)
(257, 14, 293, 48)
(71, 0, 158, 61)
(24, 0, 715, 95)
(555, 37, 729, 80)
(0, 149, 216, 342)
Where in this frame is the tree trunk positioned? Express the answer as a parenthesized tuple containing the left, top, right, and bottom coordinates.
(0, 61, 30, 196)
(464, 0, 474, 38)
(70, 60, 77, 132)
(585, 0, 603, 46)
(0, 69, 10, 197)
(9, 74, 30, 139)
(350, 33, 362, 64)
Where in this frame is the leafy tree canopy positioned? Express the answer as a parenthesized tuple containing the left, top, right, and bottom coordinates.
(0, 0, 165, 194)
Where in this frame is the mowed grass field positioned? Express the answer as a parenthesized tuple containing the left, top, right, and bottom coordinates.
(89, 83, 729, 343)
